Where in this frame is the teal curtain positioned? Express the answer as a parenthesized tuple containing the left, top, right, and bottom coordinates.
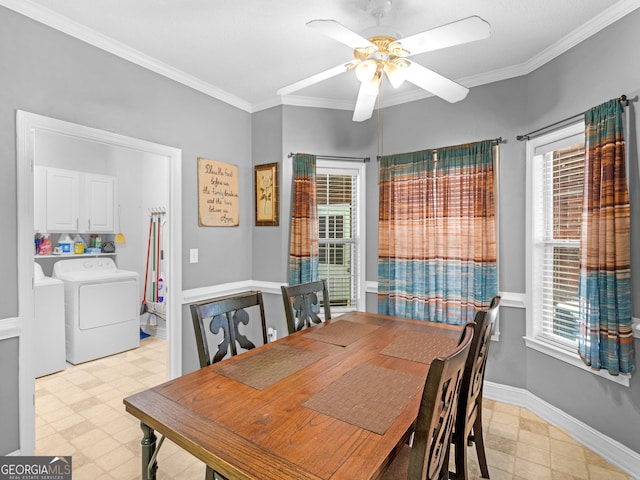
(578, 99, 634, 374)
(288, 154, 319, 285)
(378, 141, 497, 325)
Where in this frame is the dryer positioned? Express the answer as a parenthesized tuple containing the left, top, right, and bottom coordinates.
(53, 257, 140, 364)
(33, 262, 66, 377)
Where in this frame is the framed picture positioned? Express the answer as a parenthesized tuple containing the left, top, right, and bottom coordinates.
(255, 162, 279, 226)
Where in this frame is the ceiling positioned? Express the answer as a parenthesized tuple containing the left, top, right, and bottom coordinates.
(4, 0, 640, 114)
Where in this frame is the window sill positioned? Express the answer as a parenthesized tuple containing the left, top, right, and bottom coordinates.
(523, 336, 630, 387)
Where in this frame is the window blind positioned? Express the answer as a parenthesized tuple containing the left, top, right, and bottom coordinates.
(317, 173, 358, 307)
(540, 143, 585, 348)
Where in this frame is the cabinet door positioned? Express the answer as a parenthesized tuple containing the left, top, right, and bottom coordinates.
(84, 174, 115, 232)
(45, 168, 80, 232)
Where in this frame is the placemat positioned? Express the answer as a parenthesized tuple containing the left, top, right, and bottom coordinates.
(216, 344, 325, 390)
(303, 363, 423, 435)
(381, 331, 459, 364)
(303, 320, 381, 347)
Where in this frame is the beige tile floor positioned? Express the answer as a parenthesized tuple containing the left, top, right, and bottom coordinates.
(34, 335, 631, 480)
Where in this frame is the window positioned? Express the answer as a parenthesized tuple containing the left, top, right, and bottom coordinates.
(526, 122, 629, 385)
(527, 122, 584, 350)
(316, 161, 365, 310)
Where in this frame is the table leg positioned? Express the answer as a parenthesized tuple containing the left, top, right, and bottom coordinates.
(140, 422, 157, 480)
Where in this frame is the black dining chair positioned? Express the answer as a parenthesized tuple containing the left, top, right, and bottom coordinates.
(189, 290, 269, 480)
(380, 323, 475, 480)
(190, 290, 269, 368)
(451, 296, 501, 480)
(280, 279, 331, 334)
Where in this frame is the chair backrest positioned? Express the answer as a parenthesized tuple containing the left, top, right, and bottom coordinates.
(189, 291, 268, 368)
(280, 279, 331, 334)
(407, 323, 474, 480)
(456, 296, 501, 438)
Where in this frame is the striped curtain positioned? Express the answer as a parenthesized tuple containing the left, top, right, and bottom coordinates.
(288, 154, 319, 285)
(378, 141, 497, 325)
(578, 99, 634, 374)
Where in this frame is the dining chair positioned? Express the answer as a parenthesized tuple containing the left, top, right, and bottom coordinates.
(190, 290, 269, 368)
(190, 291, 269, 479)
(381, 323, 475, 480)
(280, 279, 331, 334)
(452, 296, 501, 480)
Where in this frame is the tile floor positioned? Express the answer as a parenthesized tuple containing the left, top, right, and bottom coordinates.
(34, 336, 631, 480)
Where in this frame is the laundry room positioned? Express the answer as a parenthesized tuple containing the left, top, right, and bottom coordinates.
(32, 127, 170, 377)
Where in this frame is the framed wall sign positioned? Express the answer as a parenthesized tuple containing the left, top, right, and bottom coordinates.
(254, 162, 279, 226)
(197, 157, 239, 226)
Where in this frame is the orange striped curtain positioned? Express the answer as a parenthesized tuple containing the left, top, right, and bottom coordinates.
(378, 141, 497, 325)
(288, 154, 319, 285)
(578, 99, 634, 374)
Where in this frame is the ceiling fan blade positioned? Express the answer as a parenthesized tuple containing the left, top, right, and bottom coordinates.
(405, 61, 469, 103)
(398, 16, 490, 56)
(352, 79, 380, 122)
(307, 19, 376, 50)
(277, 63, 352, 96)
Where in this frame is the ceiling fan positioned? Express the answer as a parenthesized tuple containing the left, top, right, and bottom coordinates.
(277, 8, 490, 122)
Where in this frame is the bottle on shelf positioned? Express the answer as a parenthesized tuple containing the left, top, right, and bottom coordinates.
(58, 234, 73, 255)
(73, 234, 85, 254)
(39, 234, 52, 255)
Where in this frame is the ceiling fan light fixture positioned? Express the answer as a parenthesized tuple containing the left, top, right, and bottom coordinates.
(384, 59, 409, 88)
(361, 72, 381, 95)
(355, 59, 378, 83)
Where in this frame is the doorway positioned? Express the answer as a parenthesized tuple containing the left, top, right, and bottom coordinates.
(16, 111, 183, 454)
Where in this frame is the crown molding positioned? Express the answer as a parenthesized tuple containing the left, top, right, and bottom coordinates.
(3, 0, 639, 115)
(0, 0, 252, 113)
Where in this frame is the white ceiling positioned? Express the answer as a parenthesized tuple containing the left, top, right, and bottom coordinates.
(4, 0, 640, 113)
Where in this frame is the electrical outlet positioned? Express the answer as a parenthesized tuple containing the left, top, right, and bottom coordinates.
(189, 248, 198, 263)
(267, 327, 277, 342)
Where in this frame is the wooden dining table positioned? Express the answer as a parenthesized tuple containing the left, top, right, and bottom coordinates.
(123, 310, 462, 480)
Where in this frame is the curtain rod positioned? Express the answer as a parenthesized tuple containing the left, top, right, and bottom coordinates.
(288, 153, 370, 163)
(516, 95, 629, 141)
(375, 137, 506, 161)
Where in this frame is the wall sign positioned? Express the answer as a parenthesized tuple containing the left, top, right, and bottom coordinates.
(197, 157, 239, 226)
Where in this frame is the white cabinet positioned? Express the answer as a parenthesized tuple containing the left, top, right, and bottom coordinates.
(44, 168, 81, 232)
(83, 174, 115, 232)
(35, 167, 116, 233)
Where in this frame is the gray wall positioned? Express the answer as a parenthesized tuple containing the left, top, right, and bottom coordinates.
(0, 6, 252, 454)
(0, 337, 19, 454)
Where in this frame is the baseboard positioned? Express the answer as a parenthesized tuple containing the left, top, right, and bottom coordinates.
(484, 381, 640, 479)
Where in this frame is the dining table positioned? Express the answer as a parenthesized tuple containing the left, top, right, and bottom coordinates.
(123, 310, 463, 480)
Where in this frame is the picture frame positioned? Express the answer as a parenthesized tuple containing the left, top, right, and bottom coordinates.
(254, 162, 279, 226)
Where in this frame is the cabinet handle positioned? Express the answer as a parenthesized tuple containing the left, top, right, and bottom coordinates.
(76, 218, 79, 230)
(88, 219, 91, 230)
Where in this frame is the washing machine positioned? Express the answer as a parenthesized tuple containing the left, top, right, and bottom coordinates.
(53, 257, 140, 364)
(33, 262, 67, 377)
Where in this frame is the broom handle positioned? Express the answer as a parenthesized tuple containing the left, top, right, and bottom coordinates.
(142, 216, 152, 302)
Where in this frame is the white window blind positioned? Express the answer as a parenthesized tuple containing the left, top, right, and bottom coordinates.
(540, 142, 585, 349)
(316, 172, 359, 308)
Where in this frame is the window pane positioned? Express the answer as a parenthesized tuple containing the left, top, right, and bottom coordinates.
(317, 173, 357, 307)
(551, 145, 584, 240)
(541, 141, 584, 347)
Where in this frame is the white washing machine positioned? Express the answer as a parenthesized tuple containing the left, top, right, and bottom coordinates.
(53, 257, 140, 364)
(33, 262, 67, 377)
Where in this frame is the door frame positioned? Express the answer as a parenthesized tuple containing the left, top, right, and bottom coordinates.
(16, 110, 183, 454)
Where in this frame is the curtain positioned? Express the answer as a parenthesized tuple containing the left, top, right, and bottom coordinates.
(288, 154, 319, 286)
(378, 141, 497, 325)
(578, 99, 634, 374)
